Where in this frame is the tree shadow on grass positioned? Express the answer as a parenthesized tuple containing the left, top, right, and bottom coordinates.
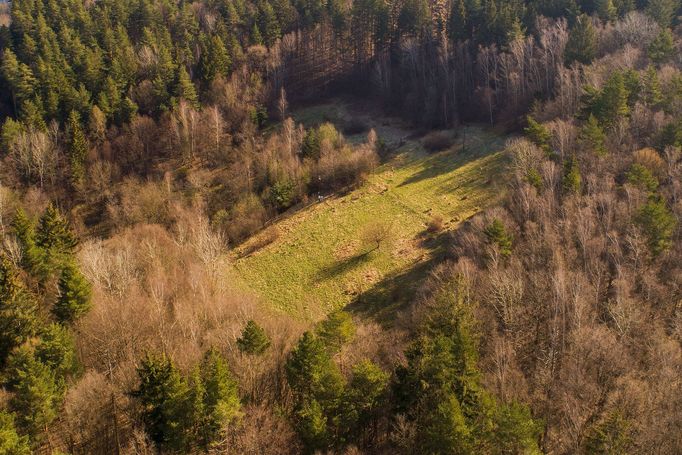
(317, 250, 374, 281)
(345, 229, 453, 324)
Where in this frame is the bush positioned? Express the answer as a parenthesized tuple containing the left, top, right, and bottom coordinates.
(427, 215, 444, 233)
(422, 131, 453, 153)
(343, 118, 369, 135)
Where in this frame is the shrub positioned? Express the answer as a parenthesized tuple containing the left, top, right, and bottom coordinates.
(343, 118, 369, 135)
(427, 215, 444, 233)
(422, 131, 453, 153)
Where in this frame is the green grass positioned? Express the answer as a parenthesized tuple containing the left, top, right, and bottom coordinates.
(232, 105, 509, 320)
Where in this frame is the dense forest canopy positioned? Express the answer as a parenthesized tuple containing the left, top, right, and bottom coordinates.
(0, 0, 681, 452)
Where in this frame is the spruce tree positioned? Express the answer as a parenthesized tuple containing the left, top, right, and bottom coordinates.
(174, 65, 199, 108)
(133, 353, 191, 451)
(579, 114, 607, 156)
(642, 65, 663, 108)
(67, 110, 88, 188)
(627, 163, 659, 192)
(648, 28, 675, 64)
(4, 346, 62, 438)
(635, 196, 677, 256)
(199, 348, 241, 443)
(316, 310, 355, 353)
(36, 323, 79, 379)
(483, 219, 513, 257)
(0, 411, 31, 455)
(563, 156, 582, 195)
(236, 320, 271, 355)
(54, 261, 92, 324)
(0, 256, 38, 366)
(565, 15, 597, 65)
(645, 0, 678, 27)
(524, 116, 552, 155)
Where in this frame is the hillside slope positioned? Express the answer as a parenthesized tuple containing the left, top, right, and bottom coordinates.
(232, 105, 508, 318)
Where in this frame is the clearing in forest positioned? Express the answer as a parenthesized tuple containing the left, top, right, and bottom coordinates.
(230, 101, 509, 320)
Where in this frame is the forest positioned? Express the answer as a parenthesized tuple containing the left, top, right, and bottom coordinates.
(0, 0, 681, 452)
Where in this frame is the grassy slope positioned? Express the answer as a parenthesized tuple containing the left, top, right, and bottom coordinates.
(231, 101, 508, 320)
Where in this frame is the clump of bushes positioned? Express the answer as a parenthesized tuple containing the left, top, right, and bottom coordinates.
(422, 131, 454, 152)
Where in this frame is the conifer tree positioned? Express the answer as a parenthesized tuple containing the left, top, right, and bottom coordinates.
(0, 256, 38, 365)
(579, 114, 607, 156)
(236, 320, 271, 355)
(563, 156, 582, 194)
(36, 323, 79, 380)
(4, 346, 62, 438)
(199, 348, 241, 443)
(66, 110, 88, 188)
(316, 310, 355, 353)
(483, 219, 513, 257)
(648, 28, 675, 64)
(54, 261, 92, 324)
(0, 411, 31, 455)
(133, 353, 191, 451)
(524, 116, 552, 155)
(564, 15, 597, 65)
(174, 65, 199, 108)
(645, 0, 678, 26)
(627, 163, 659, 192)
(642, 65, 663, 108)
(635, 196, 677, 256)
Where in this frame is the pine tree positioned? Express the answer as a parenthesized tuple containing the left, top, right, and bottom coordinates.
(174, 65, 199, 108)
(0, 256, 38, 366)
(483, 219, 513, 257)
(54, 261, 92, 324)
(642, 65, 663, 108)
(67, 110, 88, 188)
(286, 332, 345, 401)
(648, 28, 675, 64)
(583, 412, 632, 454)
(260, 1, 281, 46)
(596, 0, 617, 21)
(199, 348, 241, 443)
(0, 411, 31, 455)
(627, 163, 659, 192)
(524, 116, 552, 155)
(579, 114, 607, 156)
(564, 15, 596, 65)
(340, 360, 389, 439)
(11, 208, 40, 272)
(236, 320, 271, 355)
(35, 205, 78, 256)
(36, 323, 79, 380)
(316, 310, 355, 353)
(635, 196, 677, 256)
(645, 0, 678, 27)
(563, 156, 582, 195)
(133, 353, 191, 451)
(4, 346, 62, 438)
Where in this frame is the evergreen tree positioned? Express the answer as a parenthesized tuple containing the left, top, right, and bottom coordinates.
(563, 156, 582, 194)
(198, 348, 241, 444)
(564, 15, 597, 65)
(579, 114, 607, 156)
(4, 346, 62, 438)
(11, 208, 40, 273)
(645, 0, 679, 27)
(524, 116, 552, 155)
(133, 353, 191, 451)
(635, 196, 677, 256)
(0, 256, 38, 366)
(596, 0, 617, 21)
(642, 65, 663, 108)
(35, 205, 78, 256)
(583, 412, 632, 454)
(54, 261, 92, 324)
(67, 110, 88, 188)
(295, 398, 330, 452)
(174, 65, 199, 108)
(0, 411, 31, 455)
(648, 28, 675, 64)
(340, 360, 389, 440)
(316, 310, 355, 353)
(483, 219, 513, 257)
(627, 163, 659, 192)
(35, 323, 79, 380)
(260, 1, 281, 46)
(236, 320, 271, 355)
